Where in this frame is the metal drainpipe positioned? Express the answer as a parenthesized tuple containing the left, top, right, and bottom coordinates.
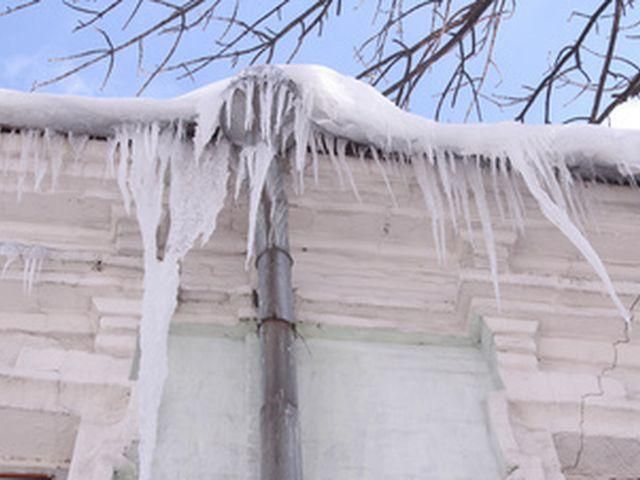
(254, 157, 303, 480)
(221, 78, 303, 480)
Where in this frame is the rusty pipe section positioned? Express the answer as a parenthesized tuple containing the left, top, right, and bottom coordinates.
(255, 158, 302, 480)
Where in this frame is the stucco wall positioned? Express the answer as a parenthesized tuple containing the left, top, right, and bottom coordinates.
(154, 333, 500, 479)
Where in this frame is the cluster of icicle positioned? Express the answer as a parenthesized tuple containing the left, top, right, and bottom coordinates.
(215, 66, 631, 322)
(0, 65, 635, 480)
(413, 136, 629, 322)
(0, 128, 89, 198)
(109, 122, 229, 480)
(0, 128, 78, 290)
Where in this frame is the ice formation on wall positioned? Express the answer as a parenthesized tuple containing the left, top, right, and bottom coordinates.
(112, 123, 229, 480)
(0, 64, 639, 478)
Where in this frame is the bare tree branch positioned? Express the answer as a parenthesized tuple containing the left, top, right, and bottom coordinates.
(0, 0, 638, 124)
(0, 0, 40, 17)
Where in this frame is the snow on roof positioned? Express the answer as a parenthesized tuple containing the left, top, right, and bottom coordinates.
(610, 99, 640, 130)
(0, 65, 638, 172)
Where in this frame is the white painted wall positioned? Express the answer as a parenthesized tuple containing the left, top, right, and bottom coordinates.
(154, 333, 500, 479)
(153, 333, 260, 480)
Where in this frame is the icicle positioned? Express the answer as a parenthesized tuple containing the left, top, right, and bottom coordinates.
(22, 245, 48, 293)
(274, 84, 288, 133)
(260, 80, 274, 145)
(336, 138, 361, 202)
(225, 91, 235, 145)
(309, 130, 320, 185)
(67, 132, 88, 164)
(425, 160, 447, 263)
(46, 132, 65, 191)
(370, 147, 398, 207)
(490, 156, 506, 223)
(244, 81, 255, 133)
(115, 130, 132, 215)
(449, 167, 463, 219)
(32, 131, 46, 192)
(0, 134, 6, 179)
(244, 142, 274, 267)
(105, 137, 118, 178)
(121, 124, 172, 480)
(12, 129, 57, 196)
(357, 146, 369, 173)
(501, 168, 525, 233)
(0, 242, 20, 276)
(572, 178, 592, 229)
(137, 258, 178, 480)
(16, 130, 34, 200)
(468, 162, 501, 305)
(234, 150, 247, 201)
(0, 242, 49, 291)
(451, 160, 476, 248)
(413, 153, 445, 262)
(616, 153, 637, 180)
(192, 88, 227, 164)
(437, 153, 459, 233)
(396, 153, 410, 190)
(326, 137, 345, 189)
(288, 148, 301, 197)
(293, 88, 312, 185)
(134, 154, 171, 480)
(509, 142, 631, 322)
(558, 163, 585, 232)
(510, 171, 527, 231)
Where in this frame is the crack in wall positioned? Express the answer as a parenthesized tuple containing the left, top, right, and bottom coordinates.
(564, 293, 639, 475)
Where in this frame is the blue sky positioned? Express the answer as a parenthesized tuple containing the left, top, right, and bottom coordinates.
(0, 1, 634, 123)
